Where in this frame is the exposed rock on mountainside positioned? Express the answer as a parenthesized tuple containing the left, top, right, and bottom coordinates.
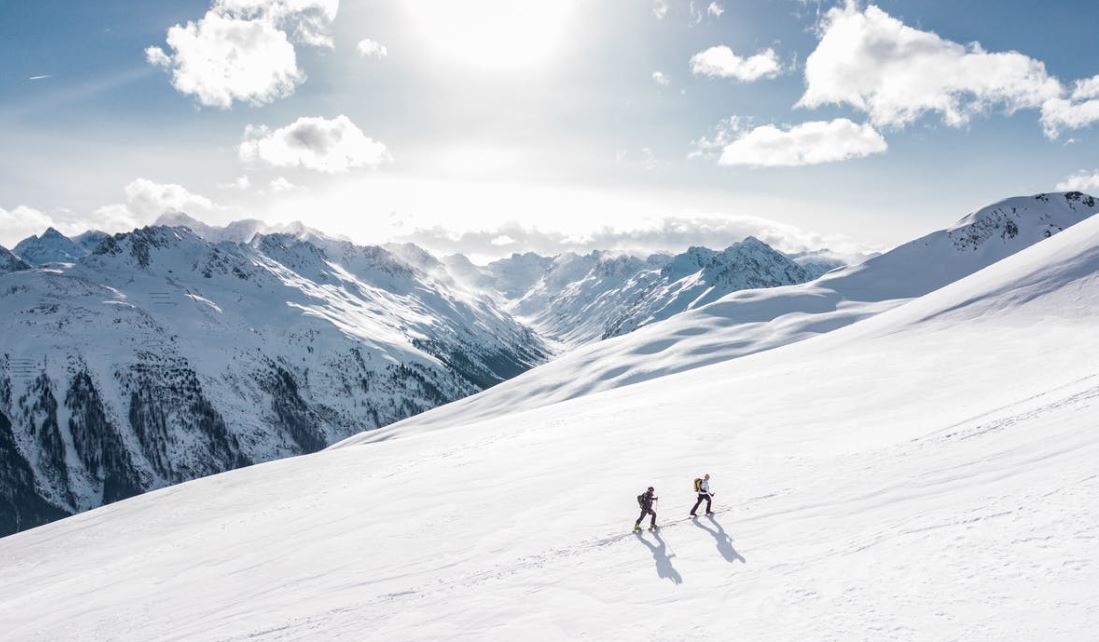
(0, 225, 548, 536)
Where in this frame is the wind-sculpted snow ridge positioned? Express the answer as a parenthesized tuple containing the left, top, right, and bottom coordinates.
(4, 197, 1099, 640)
(344, 192, 1099, 439)
(0, 224, 548, 537)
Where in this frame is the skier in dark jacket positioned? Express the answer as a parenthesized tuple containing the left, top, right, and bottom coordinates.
(690, 473, 714, 517)
(634, 487, 658, 530)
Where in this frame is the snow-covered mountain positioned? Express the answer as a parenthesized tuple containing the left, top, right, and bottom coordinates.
(0, 218, 852, 537)
(349, 192, 1099, 435)
(0, 245, 30, 273)
(0, 224, 548, 536)
(476, 237, 818, 346)
(10, 228, 106, 266)
(3, 193, 1099, 640)
(787, 247, 869, 278)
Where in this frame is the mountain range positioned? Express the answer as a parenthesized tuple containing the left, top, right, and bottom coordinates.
(0, 212, 839, 536)
(345, 191, 1099, 436)
(2, 190, 1097, 639)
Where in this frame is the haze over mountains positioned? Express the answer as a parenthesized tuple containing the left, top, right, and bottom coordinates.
(2, 191, 1098, 639)
(0, 210, 844, 536)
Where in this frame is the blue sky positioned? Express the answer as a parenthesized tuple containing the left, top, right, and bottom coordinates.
(2, 0, 1098, 259)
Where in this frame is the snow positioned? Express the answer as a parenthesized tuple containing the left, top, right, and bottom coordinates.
(1, 199, 1098, 639)
(0, 245, 30, 273)
(359, 192, 1099, 434)
(481, 238, 817, 347)
(0, 224, 547, 523)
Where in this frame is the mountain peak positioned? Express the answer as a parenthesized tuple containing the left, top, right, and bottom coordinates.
(154, 211, 204, 228)
(12, 227, 86, 266)
(944, 191, 1099, 255)
(0, 245, 31, 273)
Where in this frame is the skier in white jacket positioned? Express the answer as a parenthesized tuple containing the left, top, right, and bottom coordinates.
(690, 473, 714, 517)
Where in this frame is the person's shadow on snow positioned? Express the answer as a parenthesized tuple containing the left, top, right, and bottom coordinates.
(693, 515, 746, 564)
(634, 530, 683, 584)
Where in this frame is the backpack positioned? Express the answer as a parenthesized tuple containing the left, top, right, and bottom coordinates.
(693, 478, 703, 492)
(637, 493, 645, 508)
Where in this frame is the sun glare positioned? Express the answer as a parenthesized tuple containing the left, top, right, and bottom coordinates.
(405, 0, 575, 70)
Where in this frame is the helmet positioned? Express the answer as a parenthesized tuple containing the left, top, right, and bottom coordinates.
(647, 486, 654, 492)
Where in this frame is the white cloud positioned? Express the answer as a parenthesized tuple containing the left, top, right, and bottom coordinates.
(799, 3, 1063, 130)
(147, 12, 301, 109)
(400, 215, 866, 260)
(1056, 170, 1099, 193)
(145, 47, 171, 67)
(0, 206, 63, 248)
(652, 0, 668, 20)
(1072, 75, 1099, 101)
(239, 115, 391, 173)
(119, 178, 221, 221)
(147, 0, 336, 108)
(357, 38, 388, 59)
(0, 180, 234, 247)
(269, 177, 303, 193)
(90, 179, 229, 234)
(690, 115, 748, 159)
(220, 175, 253, 190)
(690, 45, 782, 82)
(717, 118, 887, 168)
(689, 2, 703, 24)
(214, 0, 338, 48)
(1040, 74, 1099, 138)
(1041, 97, 1099, 139)
(707, 2, 724, 17)
(652, 71, 670, 87)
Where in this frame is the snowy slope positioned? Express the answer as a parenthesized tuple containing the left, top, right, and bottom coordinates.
(2, 196, 1099, 640)
(367, 192, 1098, 433)
(0, 245, 30, 273)
(0, 225, 547, 536)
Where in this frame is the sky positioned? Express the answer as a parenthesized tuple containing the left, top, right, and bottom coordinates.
(2, 0, 1099, 261)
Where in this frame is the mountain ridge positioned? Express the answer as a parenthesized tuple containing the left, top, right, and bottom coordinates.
(0, 223, 550, 536)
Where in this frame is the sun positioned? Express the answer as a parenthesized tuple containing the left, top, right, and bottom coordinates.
(404, 0, 576, 71)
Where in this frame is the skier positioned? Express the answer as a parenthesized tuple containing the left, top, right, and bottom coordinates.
(690, 473, 714, 517)
(634, 486, 658, 531)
